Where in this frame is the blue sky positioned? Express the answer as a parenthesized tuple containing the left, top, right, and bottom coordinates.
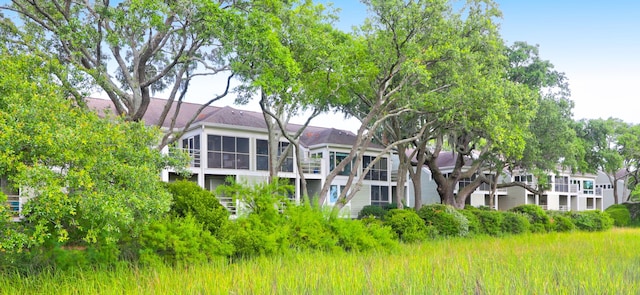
(5, 0, 634, 129)
(316, 0, 640, 126)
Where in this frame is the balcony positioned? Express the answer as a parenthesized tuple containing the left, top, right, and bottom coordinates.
(300, 158, 322, 174)
(170, 147, 201, 167)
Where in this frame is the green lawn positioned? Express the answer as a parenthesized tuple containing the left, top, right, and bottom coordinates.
(3, 228, 640, 294)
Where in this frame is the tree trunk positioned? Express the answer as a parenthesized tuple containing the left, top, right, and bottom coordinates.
(394, 145, 408, 209)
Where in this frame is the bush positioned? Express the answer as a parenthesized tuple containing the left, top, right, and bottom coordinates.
(139, 215, 233, 265)
(283, 205, 338, 252)
(363, 221, 399, 251)
(383, 209, 429, 243)
(509, 204, 551, 233)
(569, 210, 614, 232)
(501, 212, 530, 235)
(459, 209, 481, 236)
(166, 180, 230, 236)
(228, 214, 288, 257)
(358, 205, 388, 220)
(605, 205, 631, 227)
(551, 214, 576, 232)
(417, 204, 469, 237)
(329, 218, 388, 252)
(473, 210, 503, 236)
(623, 202, 640, 226)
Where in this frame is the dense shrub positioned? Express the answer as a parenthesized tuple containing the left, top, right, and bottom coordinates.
(166, 180, 230, 235)
(605, 205, 631, 227)
(509, 204, 551, 233)
(501, 212, 531, 235)
(139, 215, 233, 265)
(459, 209, 481, 236)
(329, 218, 396, 252)
(473, 210, 503, 236)
(623, 202, 640, 226)
(417, 204, 469, 237)
(283, 205, 338, 252)
(229, 214, 288, 257)
(383, 209, 429, 243)
(361, 221, 399, 251)
(358, 205, 388, 220)
(547, 211, 576, 232)
(569, 211, 614, 232)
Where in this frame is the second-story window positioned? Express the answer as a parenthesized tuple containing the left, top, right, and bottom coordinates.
(459, 174, 476, 189)
(256, 139, 294, 172)
(182, 135, 200, 167)
(329, 152, 352, 176)
(583, 180, 594, 194)
(207, 135, 249, 170)
(514, 175, 533, 183)
(362, 156, 387, 181)
(555, 176, 569, 192)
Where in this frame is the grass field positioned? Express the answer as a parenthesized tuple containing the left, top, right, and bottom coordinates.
(2, 228, 639, 294)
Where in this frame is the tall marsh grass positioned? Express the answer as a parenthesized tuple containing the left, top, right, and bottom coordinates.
(2, 229, 639, 294)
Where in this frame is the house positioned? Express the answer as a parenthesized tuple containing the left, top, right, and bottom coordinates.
(86, 98, 402, 218)
(403, 150, 606, 212)
(406, 151, 509, 209)
(596, 169, 633, 209)
(502, 170, 603, 211)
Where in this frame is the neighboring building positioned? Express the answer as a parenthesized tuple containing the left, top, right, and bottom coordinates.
(88, 98, 402, 218)
(502, 170, 603, 211)
(406, 151, 509, 209)
(596, 169, 632, 209)
(405, 151, 606, 212)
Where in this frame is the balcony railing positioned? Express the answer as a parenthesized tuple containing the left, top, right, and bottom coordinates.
(478, 183, 507, 193)
(170, 147, 201, 167)
(300, 158, 322, 174)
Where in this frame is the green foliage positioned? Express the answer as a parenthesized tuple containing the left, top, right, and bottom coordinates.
(328, 218, 396, 252)
(139, 215, 233, 266)
(473, 210, 504, 236)
(605, 204, 631, 227)
(547, 212, 576, 232)
(623, 202, 640, 226)
(417, 204, 469, 237)
(166, 180, 230, 235)
(501, 212, 531, 235)
(357, 205, 388, 220)
(569, 211, 614, 232)
(383, 209, 429, 243)
(459, 209, 482, 236)
(283, 204, 339, 252)
(509, 204, 551, 233)
(0, 53, 185, 252)
(217, 179, 292, 257)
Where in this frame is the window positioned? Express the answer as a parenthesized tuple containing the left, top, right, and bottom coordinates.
(207, 135, 249, 170)
(256, 139, 294, 172)
(363, 156, 387, 181)
(182, 135, 200, 167)
(554, 176, 569, 192)
(583, 180, 594, 195)
(329, 152, 352, 176)
(514, 174, 533, 183)
(329, 185, 347, 204)
(479, 174, 495, 191)
(459, 174, 476, 190)
(370, 185, 389, 207)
